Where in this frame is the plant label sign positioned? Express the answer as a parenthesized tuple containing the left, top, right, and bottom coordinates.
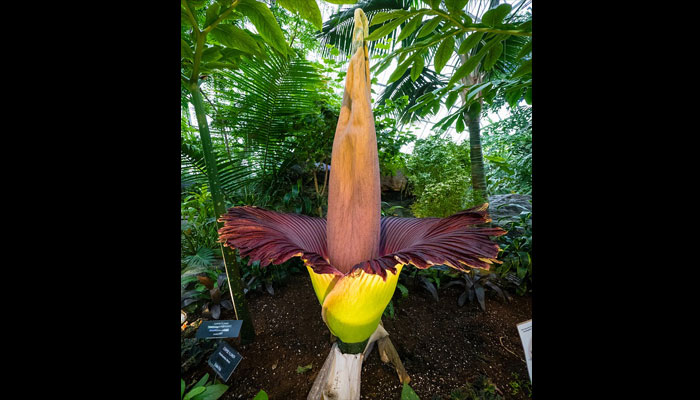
(195, 320, 242, 339)
(516, 319, 532, 382)
(207, 341, 242, 382)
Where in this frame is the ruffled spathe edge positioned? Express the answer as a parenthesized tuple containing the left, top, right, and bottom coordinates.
(218, 204, 506, 280)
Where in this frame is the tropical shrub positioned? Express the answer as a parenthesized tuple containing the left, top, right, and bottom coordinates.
(405, 135, 479, 217)
(493, 207, 532, 295)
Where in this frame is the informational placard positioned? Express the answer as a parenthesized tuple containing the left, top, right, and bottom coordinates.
(516, 319, 532, 382)
(207, 341, 243, 382)
(195, 320, 242, 339)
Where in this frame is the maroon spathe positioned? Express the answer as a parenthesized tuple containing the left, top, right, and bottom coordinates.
(218, 204, 506, 280)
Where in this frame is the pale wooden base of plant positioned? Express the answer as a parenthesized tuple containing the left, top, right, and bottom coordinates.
(308, 323, 409, 400)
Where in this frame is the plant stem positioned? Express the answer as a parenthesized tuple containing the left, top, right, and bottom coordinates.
(190, 87, 256, 344)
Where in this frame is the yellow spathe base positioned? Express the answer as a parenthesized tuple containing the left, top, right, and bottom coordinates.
(306, 264, 403, 343)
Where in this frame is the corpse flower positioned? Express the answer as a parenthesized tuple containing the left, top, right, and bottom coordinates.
(218, 9, 505, 399)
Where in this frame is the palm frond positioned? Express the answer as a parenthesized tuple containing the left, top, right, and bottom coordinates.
(181, 52, 325, 196)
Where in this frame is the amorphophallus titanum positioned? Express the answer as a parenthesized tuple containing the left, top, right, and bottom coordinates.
(218, 9, 506, 399)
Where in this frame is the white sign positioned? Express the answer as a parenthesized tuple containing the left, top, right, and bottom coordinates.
(516, 319, 532, 382)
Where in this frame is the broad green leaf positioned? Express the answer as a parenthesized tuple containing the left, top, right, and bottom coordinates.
(182, 9, 193, 27)
(466, 82, 492, 102)
(516, 39, 532, 59)
(202, 61, 238, 71)
(396, 15, 423, 42)
(205, 3, 221, 28)
(277, 0, 323, 31)
(481, 3, 512, 27)
(445, 90, 460, 109)
(512, 59, 532, 78)
(183, 387, 206, 400)
(434, 36, 454, 74)
(323, 0, 358, 4)
(416, 17, 441, 38)
(505, 87, 522, 107)
(482, 41, 502, 70)
(458, 31, 484, 54)
(455, 114, 465, 132)
(525, 86, 532, 104)
(436, 111, 461, 131)
(181, 40, 194, 60)
(445, 0, 469, 15)
(366, 15, 411, 41)
(387, 55, 416, 83)
(193, 374, 210, 389)
(450, 34, 506, 85)
(201, 46, 223, 63)
(211, 24, 263, 57)
(466, 101, 481, 119)
(449, 53, 482, 85)
(370, 10, 408, 26)
(252, 390, 269, 400)
(181, 380, 186, 400)
(429, 0, 441, 10)
(191, 384, 229, 400)
(237, 0, 288, 56)
(410, 55, 425, 81)
(401, 383, 421, 400)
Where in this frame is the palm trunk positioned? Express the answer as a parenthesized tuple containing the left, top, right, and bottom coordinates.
(458, 55, 489, 205)
(190, 88, 256, 344)
(465, 110, 488, 204)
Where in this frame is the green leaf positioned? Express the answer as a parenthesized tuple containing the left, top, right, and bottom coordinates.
(416, 17, 441, 38)
(191, 384, 229, 400)
(183, 387, 206, 400)
(181, 380, 186, 400)
(201, 46, 223, 63)
(512, 59, 532, 78)
(211, 24, 264, 57)
(396, 14, 423, 42)
(296, 363, 313, 373)
(516, 39, 532, 59)
(458, 31, 484, 54)
(410, 56, 425, 81)
(455, 114, 465, 132)
(466, 101, 481, 119)
(434, 36, 454, 74)
(252, 390, 269, 400)
(366, 15, 411, 41)
(445, 90, 460, 109)
(387, 55, 416, 83)
(525, 86, 532, 104)
(450, 35, 506, 85)
(193, 373, 210, 390)
(370, 10, 408, 27)
(481, 3, 512, 27)
(429, 0, 441, 10)
(276, 0, 323, 31)
(482, 41, 502, 71)
(401, 383, 421, 400)
(505, 87, 522, 107)
(322, 0, 358, 4)
(205, 3, 221, 28)
(237, 0, 288, 56)
(182, 40, 194, 60)
(445, 0, 469, 15)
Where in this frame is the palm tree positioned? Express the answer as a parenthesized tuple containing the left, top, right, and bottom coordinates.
(319, 0, 532, 204)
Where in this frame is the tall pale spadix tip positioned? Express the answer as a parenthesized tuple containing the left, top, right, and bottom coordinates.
(326, 11, 380, 274)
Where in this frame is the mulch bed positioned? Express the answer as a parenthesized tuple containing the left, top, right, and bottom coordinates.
(182, 271, 532, 399)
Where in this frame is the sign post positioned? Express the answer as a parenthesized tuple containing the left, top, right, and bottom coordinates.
(195, 319, 244, 382)
(516, 319, 532, 382)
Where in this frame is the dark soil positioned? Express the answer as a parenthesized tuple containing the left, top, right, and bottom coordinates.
(182, 272, 532, 400)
